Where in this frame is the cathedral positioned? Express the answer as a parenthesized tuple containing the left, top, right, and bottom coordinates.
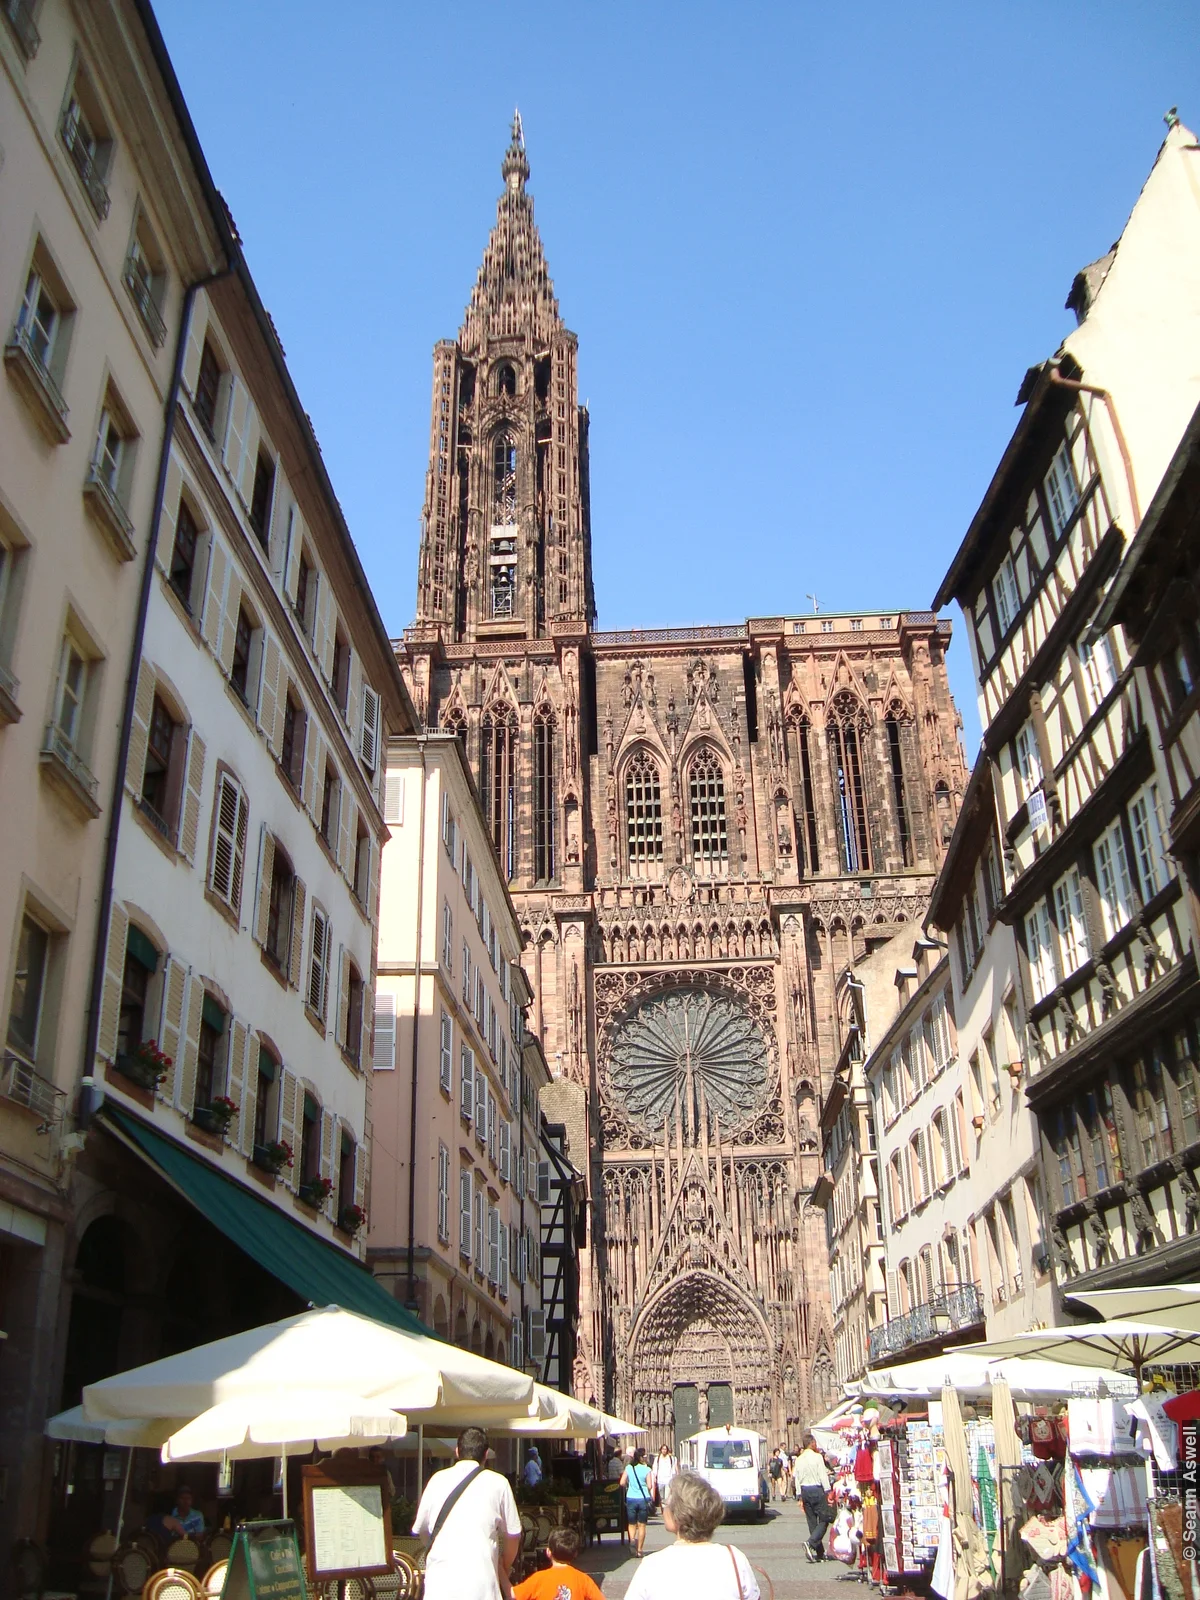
(400, 118, 969, 1444)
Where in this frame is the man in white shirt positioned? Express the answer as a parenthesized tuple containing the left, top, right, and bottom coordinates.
(412, 1427, 523, 1600)
(522, 1446, 544, 1489)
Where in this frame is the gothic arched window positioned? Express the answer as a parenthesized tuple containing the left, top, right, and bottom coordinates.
(688, 748, 728, 872)
(533, 708, 555, 883)
(790, 716, 820, 875)
(442, 705, 467, 753)
(492, 433, 517, 522)
(827, 694, 871, 874)
(481, 703, 517, 879)
(885, 705, 913, 867)
(625, 749, 663, 875)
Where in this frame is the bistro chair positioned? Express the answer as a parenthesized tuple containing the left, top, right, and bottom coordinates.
(86, 1532, 119, 1578)
(111, 1542, 155, 1597)
(205, 1532, 233, 1564)
(164, 1540, 199, 1574)
(9, 1538, 47, 1600)
(200, 1562, 227, 1598)
(143, 1569, 202, 1600)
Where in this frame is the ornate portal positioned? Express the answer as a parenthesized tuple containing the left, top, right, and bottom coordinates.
(608, 989, 771, 1138)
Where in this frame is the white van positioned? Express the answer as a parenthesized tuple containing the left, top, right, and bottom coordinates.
(679, 1425, 768, 1519)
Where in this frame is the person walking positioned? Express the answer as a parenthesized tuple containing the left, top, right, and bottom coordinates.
(523, 1446, 544, 1490)
(513, 1526, 603, 1600)
(412, 1426, 523, 1600)
(651, 1444, 677, 1509)
(620, 1446, 654, 1558)
(767, 1448, 784, 1501)
(624, 1471, 760, 1599)
(793, 1434, 833, 1560)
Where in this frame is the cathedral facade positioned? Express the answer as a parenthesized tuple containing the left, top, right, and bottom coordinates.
(401, 120, 969, 1444)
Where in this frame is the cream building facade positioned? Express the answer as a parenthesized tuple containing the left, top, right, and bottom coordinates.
(370, 733, 549, 1370)
(0, 0, 226, 1555)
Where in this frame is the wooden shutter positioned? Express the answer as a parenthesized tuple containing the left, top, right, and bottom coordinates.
(354, 1138, 367, 1216)
(338, 791, 356, 879)
(283, 504, 304, 604)
(279, 1069, 298, 1188)
(360, 683, 380, 772)
(154, 453, 184, 575)
(384, 770, 403, 825)
(211, 773, 241, 902)
(222, 375, 248, 475)
(311, 572, 328, 672)
(178, 975, 204, 1114)
(159, 955, 186, 1103)
(289, 878, 306, 988)
(270, 472, 292, 585)
(180, 729, 207, 862)
(346, 651, 362, 740)
(180, 294, 207, 397)
(360, 983, 372, 1071)
(96, 904, 129, 1063)
(366, 837, 379, 924)
(239, 1038, 259, 1155)
(125, 659, 157, 801)
(372, 992, 395, 1071)
(219, 572, 241, 675)
(253, 826, 275, 947)
(302, 723, 322, 818)
(227, 1017, 247, 1114)
(316, 580, 336, 684)
(259, 632, 282, 752)
(320, 1110, 335, 1183)
(238, 403, 260, 507)
(336, 944, 349, 1048)
(308, 909, 330, 1017)
(201, 538, 227, 650)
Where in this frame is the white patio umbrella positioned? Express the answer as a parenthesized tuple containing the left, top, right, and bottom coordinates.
(601, 1413, 644, 1437)
(160, 1390, 407, 1461)
(1066, 1284, 1200, 1328)
(959, 1320, 1200, 1385)
(848, 1351, 1140, 1400)
(416, 1385, 606, 1438)
(83, 1305, 534, 1422)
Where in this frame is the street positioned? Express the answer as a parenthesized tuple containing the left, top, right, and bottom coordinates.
(574, 1500, 862, 1599)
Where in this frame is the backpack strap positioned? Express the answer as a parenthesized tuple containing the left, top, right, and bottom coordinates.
(424, 1463, 485, 1557)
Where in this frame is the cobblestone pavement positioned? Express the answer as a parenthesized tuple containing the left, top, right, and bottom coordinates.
(573, 1498, 869, 1599)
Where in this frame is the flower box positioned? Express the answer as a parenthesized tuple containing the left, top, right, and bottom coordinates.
(338, 1204, 366, 1235)
(299, 1177, 334, 1209)
(253, 1141, 292, 1176)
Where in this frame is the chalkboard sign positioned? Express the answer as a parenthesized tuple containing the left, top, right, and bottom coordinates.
(302, 1461, 394, 1581)
(221, 1521, 307, 1600)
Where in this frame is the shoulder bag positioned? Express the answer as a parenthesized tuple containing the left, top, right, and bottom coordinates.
(424, 1462, 485, 1558)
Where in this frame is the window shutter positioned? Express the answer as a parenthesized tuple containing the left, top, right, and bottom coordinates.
(475, 1073, 487, 1140)
(269, 473, 292, 586)
(126, 660, 157, 799)
(201, 538, 227, 650)
(366, 837, 379, 924)
(499, 1121, 511, 1184)
(528, 1308, 545, 1364)
(237, 402, 260, 508)
(359, 982, 373, 1070)
(886, 1270, 900, 1317)
(461, 1048, 474, 1121)
(474, 1189, 485, 1271)
(320, 1109, 335, 1183)
(158, 955, 186, 1103)
(373, 993, 396, 1070)
(336, 944, 349, 1049)
(154, 454, 185, 576)
(253, 826, 275, 947)
(283, 505, 304, 604)
(487, 1205, 499, 1284)
(354, 1134, 367, 1216)
(97, 903, 129, 1063)
(338, 792, 356, 879)
(259, 632, 282, 752)
(308, 909, 330, 1018)
(219, 572, 242, 676)
(303, 725, 323, 819)
(317, 583, 336, 683)
(211, 773, 241, 905)
(180, 729, 207, 862)
(227, 1017, 247, 1121)
(460, 1169, 472, 1257)
(346, 650, 362, 738)
(289, 877, 307, 988)
(360, 684, 381, 771)
(178, 975, 204, 1114)
(311, 572, 330, 677)
(384, 770, 403, 825)
(513, 1311, 523, 1371)
(222, 374, 248, 476)
(180, 297, 207, 399)
(279, 1069, 298, 1189)
(240, 1039, 260, 1156)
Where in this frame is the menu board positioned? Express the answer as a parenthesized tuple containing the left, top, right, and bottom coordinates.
(302, 1463, 394, 1580)
(221, 1521, 306, 1600)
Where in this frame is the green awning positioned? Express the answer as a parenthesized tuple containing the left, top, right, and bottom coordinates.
(106, 1109, 428, 1336)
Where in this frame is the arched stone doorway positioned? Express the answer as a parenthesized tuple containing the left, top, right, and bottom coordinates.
(624, 1270, 773, 1452)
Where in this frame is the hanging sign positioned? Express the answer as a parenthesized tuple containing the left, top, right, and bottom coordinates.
(1028, 787, 1049, 833)
(220, 1520, 306, 1600)
(302, 1460, 394, 1580)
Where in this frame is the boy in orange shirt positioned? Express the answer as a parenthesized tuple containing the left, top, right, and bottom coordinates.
(513, 1526, 604, 1600)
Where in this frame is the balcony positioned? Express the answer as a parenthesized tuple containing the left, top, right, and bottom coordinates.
(82, 462, 136, 561)
(4, 324, 70, 443)
(867, 1282, 985, 1365)
(123, 257, 166, 348)
(40, 723, 101, 820)
(1, 1050, 64, 1122)
(59, 113, 110, 219)
(2, 0, 39, 59)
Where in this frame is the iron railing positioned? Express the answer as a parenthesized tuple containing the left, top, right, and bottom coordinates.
(2, 1050, 64, 1121)
(60, 113, 110, 219)
(5, 323, 69, 428)
(867, 1282, 984, 1364)
(592, 623, 745, 647)
(123, 256, 166, 347)
(2, 0, 39, 58)
(0, 658, 18, 703)
(83, 461, 135, 553)
(41, 723, 99, 802)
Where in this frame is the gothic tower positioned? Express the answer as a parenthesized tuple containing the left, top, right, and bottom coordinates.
(401, 121, 970, 1442)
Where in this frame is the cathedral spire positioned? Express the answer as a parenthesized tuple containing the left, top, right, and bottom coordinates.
(462, 115, 560, 351)
(501, 108, 529, 192)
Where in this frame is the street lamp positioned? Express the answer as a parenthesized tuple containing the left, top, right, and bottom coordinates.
(930, 1281, 975, 1338)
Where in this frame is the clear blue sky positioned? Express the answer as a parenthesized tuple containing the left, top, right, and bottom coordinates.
(153, 0, 1196, 756)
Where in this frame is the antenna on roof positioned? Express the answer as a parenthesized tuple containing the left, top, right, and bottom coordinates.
(807, 594, 819, 613)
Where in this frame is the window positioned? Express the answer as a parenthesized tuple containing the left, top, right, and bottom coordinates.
(195, 994, 226, 1112)
(7, 914, 49, 1064)
(90, 401, 134, 512)
(475, 1071, 487, 1143)
(140, 694, 182, 830)
(462, 942, 471, 1007)
(499, 1121, 511, 1184)
(353, 821, 371, 907)
(533, 710, 555, 882)
(194, 340, 222, 439)
(229, 606, 253, 703)
(280, 690, 305, 790)
(474, 1187, 486, 1272)
(294, 549, 315, 637)
(1014, 722, 1042, 800)
(1080, 1085, 1123, 1190)
(248, 451, 275, 548)
(821, 619, 833, 634)
(1094, 818, 1135, 939)
(320, 763, 339, 848)
(689, 748, 728, 870)
(1163, 636, 1197, 712)
(492, 433, 517, 520)
(625, 749, 663, 872)
(1025, 900, 1058, 1002)
(1080, 632, 1117, 711)
(124, 214, 166, 346)
(53, 634, 89, 749)
(359, 683, 381, 771)
(437, 1143, 450, 1243)
(253, 1044, 278, 1147)
(1051, 1102, 1086, 1204)
(1044, 441, 1080, 539)
(885, 712, 912, 866)
(930, 1110, 948, 1188)
(439, 1010, 453, 1094)
(487, 1205, 500, 1284)
(828, 695, 870, 874)
(169, 500, 200, 611)
(308, 906, 331, 1018)
(1128, 785, 1167, 902)
(481, 704, 517, 879)
(792, 720, 820, 874)
(460, 1045, 475, 1122)
(1052, 867, 1089, 975)
(459, 1168, 472, 1259)
(331, 628, 350, 715)
(345, 962, 364, 1065)
(60, 71, 112, 217)
(117, 929, 158, 1062)
(992, 553, 1020, 636)
(338, 1132, 356, 1219)
(17, 266, 61, 377)
(300, 1092, 320, 1182)
(1128, 1051, 1174, 1168)
(209, 772, 249, 912)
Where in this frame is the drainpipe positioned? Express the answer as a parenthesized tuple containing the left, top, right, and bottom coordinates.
(81, 267, 233, 1122)
(1047, 367, 1141, 527)
(404, 738, 428, 1310)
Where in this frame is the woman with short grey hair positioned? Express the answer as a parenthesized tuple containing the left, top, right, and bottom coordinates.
(624, 1471, 760, 1599)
